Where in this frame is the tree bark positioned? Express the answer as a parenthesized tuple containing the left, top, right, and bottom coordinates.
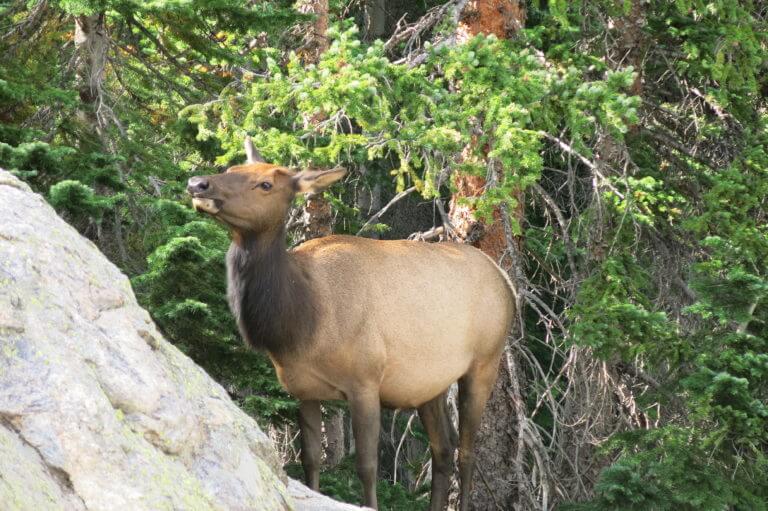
(364, 0, 388, 41)
(449, 168, 524, 511)
(297, 0, 329, 62)
(301, 195, 335, 239)
(612, 0, 646, 96)
(323, 408, 346, 468)
(455, 0, 525, 43)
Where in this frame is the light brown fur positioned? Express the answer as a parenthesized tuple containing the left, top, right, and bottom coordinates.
(281, 236, 513, 409)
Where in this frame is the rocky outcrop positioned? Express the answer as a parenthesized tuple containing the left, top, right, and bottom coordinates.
(0, 170, 362, 511)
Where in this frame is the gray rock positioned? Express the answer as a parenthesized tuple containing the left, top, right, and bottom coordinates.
(0, 170, 363, 511)
(288, 480, 369, 511)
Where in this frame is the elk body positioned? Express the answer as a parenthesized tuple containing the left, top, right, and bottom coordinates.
(187, 139, 515, 510)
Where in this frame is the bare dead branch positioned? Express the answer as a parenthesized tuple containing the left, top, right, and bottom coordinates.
(384, 0, 461, 53)
(540, 131, 625, 200)
(394, 0, 471, 67)
(392, 412, 416, 485)
(408, 225, 445, 241)
(356, 186, 416, 235)
(531, 182, 578, 280)
(2, 0, 48, 44)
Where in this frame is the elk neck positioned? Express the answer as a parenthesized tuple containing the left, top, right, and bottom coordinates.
(226, 227, 316, 356)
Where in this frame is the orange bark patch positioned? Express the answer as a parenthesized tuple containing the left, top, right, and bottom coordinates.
(297, 0, 329, 63)
(476, 218, 509, 265)
(303, 195, 334, 239)
(449, 174, 511, 267)
(456, 0, 525, 43)
(449, 173, 484, 242)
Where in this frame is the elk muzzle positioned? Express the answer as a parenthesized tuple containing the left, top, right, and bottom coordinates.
(187, 176, 221, 214)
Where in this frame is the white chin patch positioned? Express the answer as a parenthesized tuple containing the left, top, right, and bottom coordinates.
(192, 198, 220, 214)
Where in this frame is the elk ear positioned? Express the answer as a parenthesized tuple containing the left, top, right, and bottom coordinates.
(293, 167, 347, 193)
(244, 136, 265, 163)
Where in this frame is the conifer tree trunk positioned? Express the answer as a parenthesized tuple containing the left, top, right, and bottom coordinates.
(567, 0, 649, 484)
(298, 0, 329, 62)
(364, 0, 388, 40)
(323, 407, 346, 467)
(297, 0, 334, 241)
(73, 12, 129, 267)
(74, 12, 108, 143)
(295, 0, 348, 467)
(448, 2, 526, 509)
(613, 0, 646, 96)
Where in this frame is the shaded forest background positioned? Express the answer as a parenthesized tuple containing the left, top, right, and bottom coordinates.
(1, 0, 766, 509)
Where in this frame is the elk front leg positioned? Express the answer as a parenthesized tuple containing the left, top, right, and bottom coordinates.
(350, 391, 381, 509)
(298, 400, 323, 491)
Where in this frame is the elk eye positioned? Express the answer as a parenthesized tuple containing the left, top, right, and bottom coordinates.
(258, 181, 273, 191)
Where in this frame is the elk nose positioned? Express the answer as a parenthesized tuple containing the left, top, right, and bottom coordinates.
(187, 176, 210, 195)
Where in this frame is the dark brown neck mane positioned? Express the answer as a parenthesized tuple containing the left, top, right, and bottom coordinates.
(226, 229, 315, 355)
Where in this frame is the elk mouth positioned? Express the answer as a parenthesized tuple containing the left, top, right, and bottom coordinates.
(190, 195, 223, 215)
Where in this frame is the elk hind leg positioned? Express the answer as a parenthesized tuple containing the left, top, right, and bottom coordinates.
(458, 359, 500, 511)
(418, 390, 458, 511)
(350, 390, 381, 509)
(298, 400, 323, 491)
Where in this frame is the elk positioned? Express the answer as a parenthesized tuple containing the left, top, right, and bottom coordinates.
(187, 138, 515, 510)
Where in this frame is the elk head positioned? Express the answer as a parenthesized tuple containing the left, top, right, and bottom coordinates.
(187, 137, 346, 235)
